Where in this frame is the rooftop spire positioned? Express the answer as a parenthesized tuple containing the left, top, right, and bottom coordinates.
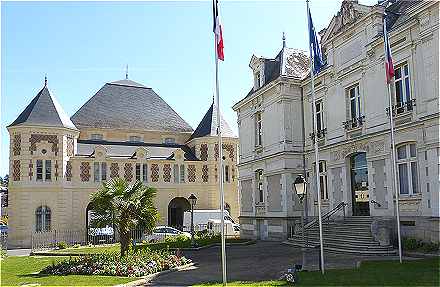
(125, 64, 129, 79)
(282, 32, 286, 48)
(44, 74, 47, 87)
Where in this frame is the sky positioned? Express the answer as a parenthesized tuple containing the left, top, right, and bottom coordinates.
(0, 0, 378, 176)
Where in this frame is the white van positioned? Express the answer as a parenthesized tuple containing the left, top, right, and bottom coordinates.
(207, 219, 240, 237)
(183, 209, 237, 231)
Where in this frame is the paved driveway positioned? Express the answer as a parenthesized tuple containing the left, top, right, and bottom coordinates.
(144, 241, 369, 286)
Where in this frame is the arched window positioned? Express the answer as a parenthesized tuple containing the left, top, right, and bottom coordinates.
(35, 206, 51, 232)
(224, 203, 231, 216)
(397, 143, 418, 195)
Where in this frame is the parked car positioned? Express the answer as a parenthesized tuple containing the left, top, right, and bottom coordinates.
(144, 226, 191, 242)
(0, 223, 7, 233)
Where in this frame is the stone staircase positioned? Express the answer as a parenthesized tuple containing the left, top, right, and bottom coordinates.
(286, 216, 397, 256)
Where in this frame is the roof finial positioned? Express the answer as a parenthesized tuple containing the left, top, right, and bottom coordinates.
(44, 74, 47, 87)
(282, 32, 286, 48)
(125, 64, 129, 80)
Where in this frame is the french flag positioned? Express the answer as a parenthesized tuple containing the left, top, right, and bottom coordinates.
(383, 17, 394, 83)
(213, 0, 224, 61)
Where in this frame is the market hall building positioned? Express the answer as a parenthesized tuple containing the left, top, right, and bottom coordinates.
(7, 78, 239, 248)
(233, 0, 439, 250)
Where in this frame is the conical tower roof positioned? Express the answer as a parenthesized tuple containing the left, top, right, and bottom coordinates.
(189, 102, 235, 141)
(8, 85, 77, 130)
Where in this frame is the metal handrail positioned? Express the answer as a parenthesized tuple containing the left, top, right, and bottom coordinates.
(304, 202, 347, 230)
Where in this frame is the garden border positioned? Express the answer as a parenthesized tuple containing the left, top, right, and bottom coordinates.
(113, 262, 196, 287)
(30, 240, 256, 256)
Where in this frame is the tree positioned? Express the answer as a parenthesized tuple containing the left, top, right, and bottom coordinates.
(90, 178, 159, 256)
(2, 175, 8, 187)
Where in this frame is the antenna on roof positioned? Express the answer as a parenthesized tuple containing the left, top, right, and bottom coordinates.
(125, 64, 129, 79)
(282, 32, 286, 48)
(44, 74, 47, 87)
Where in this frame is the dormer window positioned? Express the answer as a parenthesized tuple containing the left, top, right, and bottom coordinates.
(90, 134, 103, 140)
(129, 136, 142, 142)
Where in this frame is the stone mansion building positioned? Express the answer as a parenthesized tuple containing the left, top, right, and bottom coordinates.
(7, 78, 238, 248)
(233, 0, 439, 243)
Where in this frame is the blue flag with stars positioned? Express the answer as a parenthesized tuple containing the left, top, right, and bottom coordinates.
(307, 3, 325, 74)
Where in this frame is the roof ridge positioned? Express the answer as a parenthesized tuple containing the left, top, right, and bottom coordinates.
(106, 82, 152, 89)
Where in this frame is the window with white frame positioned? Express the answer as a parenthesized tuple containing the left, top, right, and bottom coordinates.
(142, 164, 148, 182)
(224, 165, 230, 183)
(348, 84, 361, 120)
(319, 161, 328, 200)
(35, 205, 51, 232)
(256, 169, 264, 203)
(255, 113, 263, 146)
(173, 164, 179, 183)
(90, 134, 103, 140)
(36, 160, 51, 181)
(254, 72, 261, 89)
(164, 138, 175, 144)
(136, 163, 141, 181)
(315, 101, 324, 132)
(94, 162, 107, 182)
(397, 143, 419, 195)
(394, 63, 411, 105)
(180, 164, 185, 183)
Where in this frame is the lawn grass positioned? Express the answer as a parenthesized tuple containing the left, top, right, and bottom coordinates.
(50, 237, 249, 255)
(195, 258, 440, 286)
(0, 256, 137, 286)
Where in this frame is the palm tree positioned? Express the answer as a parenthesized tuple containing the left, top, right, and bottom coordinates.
(90, 178, 159, 256)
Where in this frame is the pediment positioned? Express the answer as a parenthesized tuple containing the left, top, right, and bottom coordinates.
(321, 0, 371, 44)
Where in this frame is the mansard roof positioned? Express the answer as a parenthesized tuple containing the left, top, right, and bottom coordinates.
(8, 85, 77, 130)
(189, 102, 235, 141)
(71, 79, 193, 133)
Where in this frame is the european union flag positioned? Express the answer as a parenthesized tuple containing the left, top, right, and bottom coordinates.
(307, 4, 325, 74)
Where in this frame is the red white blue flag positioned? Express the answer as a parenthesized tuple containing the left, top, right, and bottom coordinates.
(213, 0, 224, 61)
(383, 18, 394, 83)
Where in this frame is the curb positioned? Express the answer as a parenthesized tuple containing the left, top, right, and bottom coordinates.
(403, 251, 440, 258)
(30, 240, 256, 256)
(113, 262, 196, 287)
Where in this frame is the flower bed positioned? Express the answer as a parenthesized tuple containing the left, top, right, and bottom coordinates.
(40, 249, 191, 277)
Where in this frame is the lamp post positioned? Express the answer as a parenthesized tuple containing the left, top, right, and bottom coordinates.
(293, 175, 307, 271)
(188, 194, 197, 247)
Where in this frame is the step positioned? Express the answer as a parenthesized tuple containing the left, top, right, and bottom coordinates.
(289, 234, 379, 246)
(306, 232, 374, 241)
(288, 238, 393, 252)
(308, 229, 373, 237)
(284, 241, 397, 256)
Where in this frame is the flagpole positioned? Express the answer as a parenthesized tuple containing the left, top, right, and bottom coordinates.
(215, 21, 227, 286)
(383, 18, 403, 263)
(306, 0, 325, 275)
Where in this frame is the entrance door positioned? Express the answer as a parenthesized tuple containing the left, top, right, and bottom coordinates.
(168, 197, 190, 230)
(350, 153, 370, 216)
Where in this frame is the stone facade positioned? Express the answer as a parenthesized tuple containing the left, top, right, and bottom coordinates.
(233, 1, 439, 243)
(7, 80, 239, 248)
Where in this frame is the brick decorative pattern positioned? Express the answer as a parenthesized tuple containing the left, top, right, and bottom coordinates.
(67, 136, 74, 157)
(110, 163, 119, 179)
(80, 162, 91, 182)
(28, 160, 33, 180)
(223, 144, 235, 160)
(214, 144, 219, 160)
(124, 163, 133, 182)
(232, 167, 235, 181)
(188, 165, 196, 182)
(30, 134, 59, 155)
(163, 164, 171, 182)
(66, 161, 72, 181)
(200, 143, 208, 161)
(151, 164, 159, 182)
(215, 166, 218, 182)
(12, 160, 20, 181)
(202, 165, 209, 182)
(13, 134, 21, 156)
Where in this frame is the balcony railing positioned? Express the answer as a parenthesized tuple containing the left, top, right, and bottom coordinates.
(343, 115, 365, 130)
(386, 99, 416, 117)
(310, 128, 327, 141)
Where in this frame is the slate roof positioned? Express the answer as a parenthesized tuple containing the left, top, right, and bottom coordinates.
(8, 85, 77, 129)
(188, 102, 236, 141)
(385, 0, 422, 31)
(76, 139, 198, 161)
(71, 79, 193, 132)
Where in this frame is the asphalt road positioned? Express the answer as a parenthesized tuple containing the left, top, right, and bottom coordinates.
(144, 241, 366, 286)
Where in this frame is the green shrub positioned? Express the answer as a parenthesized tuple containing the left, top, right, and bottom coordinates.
(0, 248, 7, 259)
(421, 242, 439, 253)
(403, 237, 439, 253)
(56, 241, 68, 250)
(72, 243, 81, 249)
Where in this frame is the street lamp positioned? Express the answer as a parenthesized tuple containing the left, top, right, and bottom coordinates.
(188, 194, 197, 247)
(292, 175, 307, 271)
